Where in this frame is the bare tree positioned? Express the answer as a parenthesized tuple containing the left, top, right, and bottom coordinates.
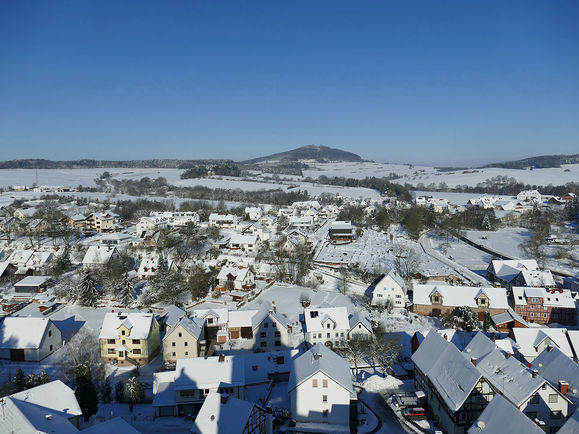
(371, 326, 402, 377)
(393, 242, 421, 279)
(341, 335, 371, 377)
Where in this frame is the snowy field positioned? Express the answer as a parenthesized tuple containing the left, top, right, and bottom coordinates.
(304, 161, 579, 187)
(465, 227, 531, 258)
(429, 234, 493, 272)
(413, 190, 517, 206)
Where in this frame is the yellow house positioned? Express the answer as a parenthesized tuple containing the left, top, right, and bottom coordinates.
(162, 316, 205, 363)
(86, 212, 118, 232)
(99, 312, 160, 366)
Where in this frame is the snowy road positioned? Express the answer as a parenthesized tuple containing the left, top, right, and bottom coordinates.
(358, 390, 411, 434)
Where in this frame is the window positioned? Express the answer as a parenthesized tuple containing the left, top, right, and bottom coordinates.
(178, 332, 182, 337)
(275, 341, 281, 346)
(551, 411, 562, 420)
(341, 332, 344, 337)
(260, 342, 267, 347)
(327, 333, 330, 338)
(264, 323, 268, 328)
(326, 323, 331, 329)
(260, 332, 266, 338)
(172, 342, 176, 347)
(525, 411, 537, 420)
(108, 349, 115, 354)
(322, 395, 328, 402)
(184, 342, 188, 347)
(434, 296, 439, 302)
(122, 340, 125, 344)
(322, 379, 328, 388)
(548, 394, 558, 403)
(396, 294, 401, 298)
(108, 339, 115, 344)
(530, 305, 534, 310)
(172, 352, 176, 357)
(185, 352, 188, 356)
(530, 313, 534, 317)
(313, 379, 318, 388)
(335, 333, 339, 337)
(121, 330, 126, 336)
(530, 395, 539, 404)
(275, 331, 280, 337)
(543, 314, 548, 319)
(460, 412, 466, 421)
(133, 339, 140, 344)
(272, 321, 277, 328)
(48, 330, 52, 337)
(133, 349, 141, 355)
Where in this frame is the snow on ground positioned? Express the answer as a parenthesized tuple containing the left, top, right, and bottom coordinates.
(304, 162, 579, 188)
(429, 234, 493, 273)
(465, 227, 531, 258)
(413, 190, 516, 206)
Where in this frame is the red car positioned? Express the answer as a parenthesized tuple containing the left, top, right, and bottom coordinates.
(403, 407, 426, 418)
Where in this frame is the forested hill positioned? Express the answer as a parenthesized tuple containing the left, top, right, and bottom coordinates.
(481, 154, 579, 169)
(241, 145, 364, 164)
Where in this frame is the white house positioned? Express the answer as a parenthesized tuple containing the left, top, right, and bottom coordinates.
(82, 245, 120, 268)
(511, 328, 575, 362)
(517, 190, 542, 202)
(288, 215, 314, 230)
(215, 265, 255, 292)
(371, 269, 407, 307)
(137, 255, 173, 279)
(209, 213, 238, 228)
(288, 343, 354, 427)
(228, 233, 259, 253)
(245, 207, 263, 221)
(0, 317, 62, 361)
(304, 306, 372, 348)
(136, 216, 167, 236)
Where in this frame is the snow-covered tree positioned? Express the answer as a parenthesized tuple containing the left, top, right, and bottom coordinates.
(116, 273, 135, 308)
(78, 270, 100, 307)
(456, 305, 478, 332)
(371, 325, 402, 377)
(481, 214, 492, 230)
(124, 377, 145, 412)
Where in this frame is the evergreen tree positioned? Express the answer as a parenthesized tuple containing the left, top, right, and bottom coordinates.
(483, 311, 491, 331)
(13, 368, 26, 392)
(116, 273, 135, 307)
(74, 364, 98, 422)
(37, 371, 50, 385)
(79, 270, 100, 307)
(102, 378, 112, 403)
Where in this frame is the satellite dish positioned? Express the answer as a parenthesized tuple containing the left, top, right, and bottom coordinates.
(466, 348, 472, 353)
(477, 421, 486, 429)
(538, 363, 543, 367)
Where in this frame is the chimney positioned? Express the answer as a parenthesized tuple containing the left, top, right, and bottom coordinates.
(547, 345, 553, 352)
(505, 352, 511, 359)
(532, 369, 538, 378)
(471, 357, 477, 367)
(272, 301, 277, 314)
(526, 363, 532, 368)
(218, 354, 225, 363)
(313, 352, 322, 361)
(220, 395, 229, 404)
(534, 419, 546, 432)
(559, 381, 569, 395)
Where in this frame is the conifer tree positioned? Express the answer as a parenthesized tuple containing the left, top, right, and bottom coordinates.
(79, 270, 100, 307)
(117, 273, 135, 308)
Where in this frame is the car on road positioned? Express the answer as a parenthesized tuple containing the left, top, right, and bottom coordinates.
(402, 407, 426, 419)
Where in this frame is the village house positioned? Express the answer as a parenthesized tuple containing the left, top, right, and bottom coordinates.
(288, 215, 315, 230)
(136, 215, 168, 237)
(151, 211, 200, 227)
(13, 207, 36, 220)
(467, 394, 546, 434)
(0, 317, 62, 361)
(240, 222, 270, 241)
(228, 233, 259, 253)
(191, 391, 268, 434)
(63, 213, 87, 229)
(215, 265, 255, 292)
(14, 275, 52, 293)
(510, 328, 575, 362)
(157, 304, 187, 333)
(245, 206, 263, 221)
(463, 333, 571, 432)
(532, 347, 579, 413)
(412, 332, 496, 434)
(288, 343, 354, 427)
(0, 261, 17, 279)
(411, 284, 509, 319)
(1, 380, 83, 432)
(512, 286, 576, 325)
(82, 245, 120, 268)
(487, 259, 540, 288)
(190, 308, 230, 344)
(208, 213, 238, 228)
(98, 312, 160, 366)
(162, 316, 206, 364)
(304, 306, 372, 348)
(517, 190, 542, 202)
(491, 308, 529, 332)
(7, 249, 54, 274)
(328, 220, 355, 243)
(137, 255, 173, 279)
(371, 268, 407, 307)
(85, 211, 119, 232)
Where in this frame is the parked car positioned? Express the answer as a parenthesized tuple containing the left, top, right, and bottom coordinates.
(403, 407, 426, 418)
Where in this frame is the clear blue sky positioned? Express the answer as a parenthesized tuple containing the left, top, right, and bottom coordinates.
(1, 1, 578, 166)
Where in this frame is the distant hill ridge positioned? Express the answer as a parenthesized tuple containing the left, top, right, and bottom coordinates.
(481, 153, 579, 169)
(241, 145, 364, 164)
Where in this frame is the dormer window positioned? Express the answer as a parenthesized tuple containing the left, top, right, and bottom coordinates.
(121, 330, 125, 335)
(326, 323, 331, 329)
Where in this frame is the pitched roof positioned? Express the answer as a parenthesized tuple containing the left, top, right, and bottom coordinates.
(413, 284, 509, 309)
(532, 347, 579, 411)
(98, 312, 155, 340)
(511, 328, 574, 360)
(462, 333, 546, 407)
(10, 380, 82, 418)
(491, 308, 529, 327)
(163, 316, 204, 342)
(304, 306, 350, 332)
(157, 304, 186, 329)
(512, 287, 575, 309)
(467, 394, 544, 434)
(0, 397, 79, 434)
(173, 355, 245, 390)
(412, 332, 482, 412)
(191, 391, 257, 434)
(489, 260, 539, 282)
(82, 245, 118, 265)
(0, 317, 56, 349)
(557, 408, 579, 434)
(288, 343, 353, 393)
(79, 417, 140, 433)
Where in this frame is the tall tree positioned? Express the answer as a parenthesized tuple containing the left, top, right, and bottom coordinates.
(124, 377, 145, 412)
(78, 270, 100, 307)
(371, 326, 402, 377)
(74, 364, 98, 422)
(116, 273, 135, 308)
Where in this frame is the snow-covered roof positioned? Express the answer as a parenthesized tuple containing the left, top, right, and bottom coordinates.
(229, 233, 258, 245)
(512, 287, 575, 308)
(157, 304, 186, 329)
(489, 259, 538, 282)
(467, 394, 544, 434)
(567, 330, 579, 359)
(1, 397, 79, 434)
(518, 269, 556, 287)
(348, 312, 372, 333)
(163, 316, 204, 342)
(10, 380, 82, 418)
(191, 391, 257, 434)
(412, 332, 482, 412)
(491, 308, 529, 327)
(304, 306, 350, 332)
(511, 328, 574, 360)
(174, 355, 245, 391)
(0, 317, 56, 349)
(288, 343, 353, 393)
(330, 220, 353, 231)
(229, 309, 268, 330)
(7, 249, 34, 265)
(216, 265, 252, 281)
(79, 417, 140, 433)
(376, 268, 406, 293)
(462, 333, 546, 407)
(532, 347, 579, 411)
(557, 408, 579, 434)
(14, 275, 52, 287)
(413, 284, 509, 309)
(98, 312, 155, 340)
(82, 245, 118, 265)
